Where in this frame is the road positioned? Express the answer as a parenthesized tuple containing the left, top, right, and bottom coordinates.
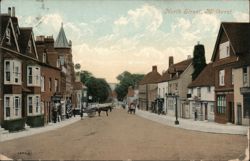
(0, 108, 247, 160)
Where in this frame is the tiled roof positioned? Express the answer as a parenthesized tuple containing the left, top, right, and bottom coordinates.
(54, 23, 70, 48)
(159, 69, 171, 82)
(188, 63, 214, 88)
(0, 14, 11, 42)
(139, 66, 162, 85)
(212, 22, 250, 61)
(167, 58, 193, 81)
(18, 28, 32, 54)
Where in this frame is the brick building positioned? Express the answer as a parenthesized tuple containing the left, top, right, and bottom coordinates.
(211, 22, 250, 124)
(0, 8, 44, 131)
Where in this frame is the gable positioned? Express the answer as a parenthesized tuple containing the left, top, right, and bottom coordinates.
(1, 19, 20, 53)
(27, 32, 38, 60)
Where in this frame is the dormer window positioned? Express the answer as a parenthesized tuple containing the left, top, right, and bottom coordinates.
(42, 52, 47, 63)
(27, 40, 32, 53)
(219, 41, 230, 59)
(6, 28, 11, 45)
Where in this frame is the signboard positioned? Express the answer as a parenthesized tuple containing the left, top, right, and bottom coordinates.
(51, 95, 62, 101)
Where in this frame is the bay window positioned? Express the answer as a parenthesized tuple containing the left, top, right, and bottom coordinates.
(27, 66, 41, 86)
(4, 94, 22, 120)
(4, 60, 21, 85)
(27, 95, 42, 116)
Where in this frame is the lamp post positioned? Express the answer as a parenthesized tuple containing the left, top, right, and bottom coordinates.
(174, 92, 179, 125)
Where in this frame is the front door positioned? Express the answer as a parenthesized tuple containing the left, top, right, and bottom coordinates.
(205, 103, 208, 120)
(228, 102, 234, 124)
(237, 104, 242, 125)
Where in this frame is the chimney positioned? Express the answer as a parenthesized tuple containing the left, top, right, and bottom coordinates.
(152, 65, 157, 72)
(169, 56, 174, 67)
(12, 7, 15, 17)
(8, 7, 11, 16)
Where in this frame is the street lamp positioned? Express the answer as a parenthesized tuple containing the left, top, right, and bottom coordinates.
(174, 92, 179, 125)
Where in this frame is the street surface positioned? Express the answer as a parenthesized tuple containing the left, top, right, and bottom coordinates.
(0, 108, 247, 160)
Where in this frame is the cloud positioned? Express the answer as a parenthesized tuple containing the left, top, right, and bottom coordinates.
(114, 4, 163, 32)
(233, 11, 249, 22)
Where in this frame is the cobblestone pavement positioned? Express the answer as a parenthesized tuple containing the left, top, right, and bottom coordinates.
(0, 108, 247, 160)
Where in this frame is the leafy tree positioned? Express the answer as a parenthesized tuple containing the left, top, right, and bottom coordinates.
(192, 43, 207, 80)
(79, 70, 93, 83)
(115, 71, 144, 101)
(85, 77, 111, 103)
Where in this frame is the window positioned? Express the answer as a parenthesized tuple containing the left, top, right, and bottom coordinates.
(219, 70, 225, 86)
(4, 95, 22, 120)
(59, 56, 65, 65)
(197, 87, 201, 97)
(6, 28, 11, 44)
(158, 88, 161, 96)
(4, 60, 21, 84)
(217, 95, 226, 114)
(207, 87, 211, 92)
(42, 52, 46, 63)
(27, 95, 42, 116)
(27, 40, 32, 53)
(41, 76, 45, 92)
(55, 79, 58, 92)
(5, 97, 10, 118)
(49, 78, 52, 91)
(57, 59, 60, 68)
(243, 67, 249, 87)
(14, 96, 20, 116)
(232, 70, 234, 85)
(28, 97, 33, 114)
(219, 41, 230, 59)
(5, 61, 10, 82)
(27, 66, 41, 86)
(36, 96, 39, 113)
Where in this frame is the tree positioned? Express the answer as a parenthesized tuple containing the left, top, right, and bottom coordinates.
(192, 43, 207, 80)
(85, 77, 111, 103)
(79, 70, 93, 83)
(115, 71, 144, 101)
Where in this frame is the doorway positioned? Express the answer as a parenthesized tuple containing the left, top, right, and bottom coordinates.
(205, 103, 208, 120)
(237, 104, 242, 125)
(228, 102, 234, 124)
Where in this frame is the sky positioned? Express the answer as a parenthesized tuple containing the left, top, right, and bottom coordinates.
(2, 0, 249, 83)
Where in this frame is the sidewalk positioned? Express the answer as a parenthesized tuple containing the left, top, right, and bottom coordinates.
(136, 109, 249, 135)
(0, 115, 85, 142)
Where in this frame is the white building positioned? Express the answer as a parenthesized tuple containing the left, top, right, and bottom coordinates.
(188, 63, 215, 121)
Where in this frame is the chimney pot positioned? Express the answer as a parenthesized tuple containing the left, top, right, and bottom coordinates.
(169, 56, 174, 67)
(8, 7, 11, 16)
(12, 7, 15, 17)
(152, 65, 157, 72)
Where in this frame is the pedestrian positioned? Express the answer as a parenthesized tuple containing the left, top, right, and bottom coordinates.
(194, 109, 197, 121)
(80, 110, 83, 120)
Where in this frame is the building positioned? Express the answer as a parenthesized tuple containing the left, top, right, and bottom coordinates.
(211, 22, 250, 124)
(211, 22, 250, 125)
(36, 35, 62, 124)
(157, 56, 173, 114)
(139, 66, 162, 111)
(0, 8, 44, 131)
(188, 63, 215, 121)
(166, 57, 193, 118)
(126, 86, 139, 106)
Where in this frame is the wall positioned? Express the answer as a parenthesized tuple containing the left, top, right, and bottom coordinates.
(158, 81, 168, 112)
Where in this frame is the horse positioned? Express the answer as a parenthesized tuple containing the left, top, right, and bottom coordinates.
(96, 106, 112, 116)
